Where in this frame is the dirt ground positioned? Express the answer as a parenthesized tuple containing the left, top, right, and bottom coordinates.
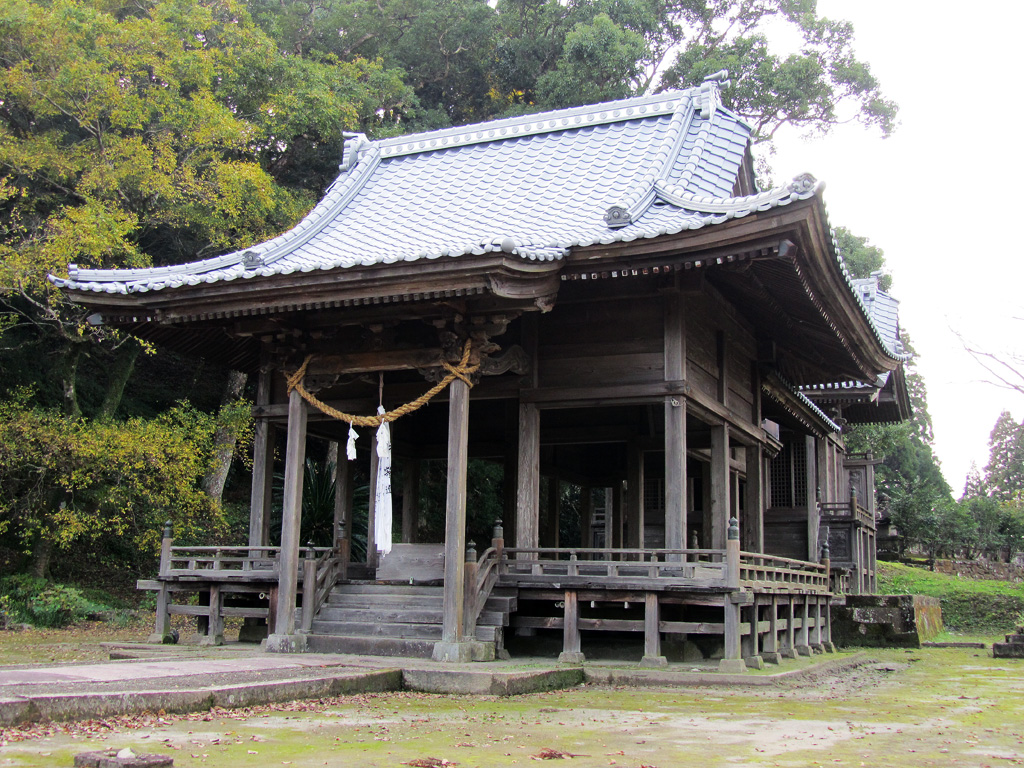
(2, 646, 1023, 767)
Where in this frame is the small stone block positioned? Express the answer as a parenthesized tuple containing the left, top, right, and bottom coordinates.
(993, 642, 1024, 659)
(822, 641, 837, 653)
(718, 658, 747, 674)
(198, 634, 224, 647)
(811, 644, 825, 654)
(639, 655, 668, 668)
(761, 651, 782, 665)
(559, 651, 587, 664)
(780, 648, 799, 659)
(744, 655, 765, 670)
(265, 633, 308, 654)
(74, 750, 173, 767)
(796, 645, 812, 657)
(431, 641, 475, 663)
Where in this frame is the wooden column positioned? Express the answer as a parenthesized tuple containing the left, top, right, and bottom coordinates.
(806, 435, 818, 562)
(367, 435, 378, 568)
(796, 595, 812, 655)
(558, 590, 584, 663)
(580, 487, 593, 549)
(434, 378, 473, 661)
(516, 402, 540, 555)
(334, 450, 352, 579)
(743, 444, 764, 553)
(402, 458, 421, 544)
(641, 592, 667, 666)
(249, 366, 275, 548)
(544, 476, 560, 548)
(664, 287, 687, 557)
(268, 389, 307, 652)
(781, 595, 797, 658)
(611, 483, 624, 549)
(710, 425, 730, 549)
(762, 597, 781, 664)
(627, 441, 644, 549)
(816, 437, 830, 503)
(503, 401, 519, 547)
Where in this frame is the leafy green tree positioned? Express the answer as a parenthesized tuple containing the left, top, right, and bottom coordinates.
(983, 410, 1024, 503)
(834, 226, 891, 291)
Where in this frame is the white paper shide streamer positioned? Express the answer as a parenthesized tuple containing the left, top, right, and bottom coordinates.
(374, 406, 393, 555)
(346, 423, 358, 461)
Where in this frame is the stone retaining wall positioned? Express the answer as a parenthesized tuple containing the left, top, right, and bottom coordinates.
(933, 559, 1024, 581)
(831, 595, 943, 649)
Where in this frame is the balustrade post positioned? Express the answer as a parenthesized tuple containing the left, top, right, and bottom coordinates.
(148, 521, 175, 644)
(492, 520, 504, 561)
(301, 543, 316, 632)
(462, 541, 478, 637)
(568, 551, 578, 577)
(337, 520, 350, 581)
(821, 527, 832, 593)
(726, 517, 741, 588)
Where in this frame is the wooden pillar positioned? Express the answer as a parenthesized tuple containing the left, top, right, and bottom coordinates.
(558, 590, 584, 663)
(743, 444, 764, 553)
(743, 597, 764, 669)
(503, 401, 519, 547)
(816, 436, 830, 503)
(367, 436, 378, 568)
(811, 597, 823, 650)
(710, 425, 730, 549)
(796, 595, 812, 655)
(334, 447, 352, 546)
(249, 366, 275, 548)
(516, 402, 540, 555)
(782, 595, 798, 659)
(627, 441, 644, 549)
(434, 378, 473, 661)
(719, 518, 745, 672)
(611, 483, 624, 549)
(580, 487, 593, 549)
(641, 592, 667, 666)
(762, 597, 781, 663)
(806, 435, 818, 562)
(543, 476, 560, 548)
(664, 286, 687, 558)
(268, 389, 307, 652)
(402, 458, 421, 544)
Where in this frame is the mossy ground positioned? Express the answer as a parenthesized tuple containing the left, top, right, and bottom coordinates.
(4, 648, 1024, 767)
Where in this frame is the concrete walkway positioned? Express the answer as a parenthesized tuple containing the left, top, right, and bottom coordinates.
(0, 644, 867, 727)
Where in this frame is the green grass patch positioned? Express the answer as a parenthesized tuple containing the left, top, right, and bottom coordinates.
(878, 561, 1024, 633)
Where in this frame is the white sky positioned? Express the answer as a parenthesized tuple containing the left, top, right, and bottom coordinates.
(767, 0, 1024, 494)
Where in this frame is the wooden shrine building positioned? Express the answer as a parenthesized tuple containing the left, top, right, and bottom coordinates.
(53, 75, 908, 668)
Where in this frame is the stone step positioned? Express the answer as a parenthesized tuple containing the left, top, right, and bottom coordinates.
(1005, 633, 1024, 644)
(306, 634, 496, 661)
(311, 619, 500, 643)
(993, 641, 1024, 658)
(334, 583, 444, 596)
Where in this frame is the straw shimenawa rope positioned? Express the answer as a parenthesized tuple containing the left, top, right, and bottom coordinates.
(284, 339, 479, 427)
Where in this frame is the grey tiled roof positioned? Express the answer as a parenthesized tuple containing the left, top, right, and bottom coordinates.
(51, 82, 816, 295)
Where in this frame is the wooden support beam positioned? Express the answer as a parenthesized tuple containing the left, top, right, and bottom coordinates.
(641, 591, 667, 666)
(268, 389, 307, 651)
(744, 444, 764, 553)
(368, 433, 379, 569)
(402, 457, 421, 544)
(249, 366, 275, 548)
(558, 590, 584, 663)
(710, 425, 730, 549)
(627, 441, 644, 549)
(806, 435, 819, 562)
(516, 403, 541, 555)
(306, 348, 445, 376)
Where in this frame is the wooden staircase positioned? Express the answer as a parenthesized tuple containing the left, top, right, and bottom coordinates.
(306, 582, 517, 660)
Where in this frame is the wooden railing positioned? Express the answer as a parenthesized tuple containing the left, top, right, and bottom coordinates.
(301, 546, 344, 632)
(500, 547, 730, 585)
(463, 524, 505, 639)
(819, 501, 874, 529)
(738, 552, 829, 592)
(162, 545, 283, 577)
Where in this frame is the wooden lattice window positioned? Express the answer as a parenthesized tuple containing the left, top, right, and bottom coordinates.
(769, 440, 807, 508)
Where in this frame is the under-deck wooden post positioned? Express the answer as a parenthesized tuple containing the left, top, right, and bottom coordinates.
(811, 597, 824, 651)
(434, 377, 473, 662)
(516, 402, 540, 555)
(267, 388, 308, 653)
(762, 596, 781, 663)
(710, 425, 730, 549)
(402, 458, 421, 544)
(641, 592, 667, 666)
(558, 590, 584, 663)
(249, 365, 274, 549)
(781, 595, 798, 659)
(148, 521, 174, 643)
(719, 517, 746, 672)
(796, 595, 812, 656)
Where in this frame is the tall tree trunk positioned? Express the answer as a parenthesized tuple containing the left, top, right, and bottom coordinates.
(202, 370, 248, 505)
(98, 339, 140, 420)
(30, 536, 53, 579)
(57, 343, 83, 419)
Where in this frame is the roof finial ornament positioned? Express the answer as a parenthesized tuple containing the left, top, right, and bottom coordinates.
(605, 205, 631, 229)
(702, 69, 730, 88)
(339, 132, 370, 172)
(241, 250, 263, 269)
(787, 173, 818, 195)
(698, 70, 729, 119)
